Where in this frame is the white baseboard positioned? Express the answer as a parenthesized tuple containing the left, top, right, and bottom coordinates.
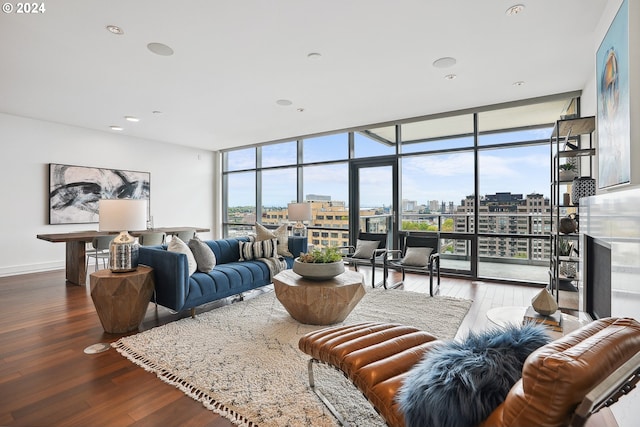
(0, 260, 112, 278)
(0, 261, 65, 277)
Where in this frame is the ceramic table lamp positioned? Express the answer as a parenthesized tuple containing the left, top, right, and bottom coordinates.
(287, 202, 312, 237)
(99, 199, 147, 272)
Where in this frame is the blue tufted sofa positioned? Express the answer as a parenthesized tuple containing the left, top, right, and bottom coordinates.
(138, 236, 306, 316)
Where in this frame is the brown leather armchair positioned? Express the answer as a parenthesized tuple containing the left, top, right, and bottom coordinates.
(299, 317, 640, 427)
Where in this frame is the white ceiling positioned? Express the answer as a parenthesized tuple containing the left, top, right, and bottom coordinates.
(0, 0, 609, 151)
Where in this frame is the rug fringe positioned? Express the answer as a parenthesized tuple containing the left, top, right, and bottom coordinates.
(112, 340, 259, 427)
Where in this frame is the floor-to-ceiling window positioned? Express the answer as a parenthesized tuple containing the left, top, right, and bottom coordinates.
(474, 100, 570, 282)
(222, 92, 580, 284)
(401, 152, 475, 274)
(354, 126, 396, 158)
(303, 162, 349, 247)
(399, 114, 476, 275)
(224, 147, 257, 236)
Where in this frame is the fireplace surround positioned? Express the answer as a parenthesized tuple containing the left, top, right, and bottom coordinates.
(580, 188, 640, 425)
(581, 188, 640, 321)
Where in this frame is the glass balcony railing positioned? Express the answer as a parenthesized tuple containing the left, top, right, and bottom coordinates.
(227, 212, 552, 284)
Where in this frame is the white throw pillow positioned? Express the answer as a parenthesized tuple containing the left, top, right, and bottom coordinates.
(401, 247, 433, 267)
(168, 237, 197, 276)
(352, 239, 381, 259)
(255, 222, 292, 257)
(188, 236, 217, 272)
(239, 238, 278, 261)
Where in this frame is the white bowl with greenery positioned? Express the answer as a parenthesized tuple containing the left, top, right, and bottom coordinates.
(292, 247, 345, 280)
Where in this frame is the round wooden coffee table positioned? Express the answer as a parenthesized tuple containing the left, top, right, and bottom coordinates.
(273, 269, 366, 325)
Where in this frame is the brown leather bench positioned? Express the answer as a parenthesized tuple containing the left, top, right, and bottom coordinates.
(298, 317, 640, 427)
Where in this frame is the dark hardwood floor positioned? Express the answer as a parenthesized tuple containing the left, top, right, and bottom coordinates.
(0, 267, 615, 426)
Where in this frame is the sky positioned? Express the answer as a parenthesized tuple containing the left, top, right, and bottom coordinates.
(227, 129, 552, 208)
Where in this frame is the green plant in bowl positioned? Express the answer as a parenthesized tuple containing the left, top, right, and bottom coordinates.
(298, 246, 343, 263)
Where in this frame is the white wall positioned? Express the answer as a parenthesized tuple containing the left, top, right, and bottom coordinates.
(0, 112, 215, 277)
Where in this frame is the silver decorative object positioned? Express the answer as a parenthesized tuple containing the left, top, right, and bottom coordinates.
(109, 231, 140, 272)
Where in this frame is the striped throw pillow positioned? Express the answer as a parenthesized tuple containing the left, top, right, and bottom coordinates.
(239, 238, 278, 261)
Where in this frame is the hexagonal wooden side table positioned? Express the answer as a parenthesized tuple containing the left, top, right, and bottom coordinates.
(89, 266, 155, 333)
(273, 269, 365, 325)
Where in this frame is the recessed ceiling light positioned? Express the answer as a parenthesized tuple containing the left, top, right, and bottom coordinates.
(152, 110, 163, 115)
(433, 57, 457, 69)
(297, 108, 305, 112)
(147, 42, 174, 56)
(276, 99, 293, 106)
(106, 25, 124, 35)
(513, 80, 526, 86)
(124, 116, 140, 122)
(506, 4, 525, 15)
(307, 52, 322, 60)
(444, 74, 457, 80)
(110, 125, 124, 131)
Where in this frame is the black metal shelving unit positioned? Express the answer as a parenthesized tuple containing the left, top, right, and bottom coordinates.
(549, 116, 596, 311)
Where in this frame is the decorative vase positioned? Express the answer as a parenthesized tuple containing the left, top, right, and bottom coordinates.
(571, 176, 596, 205)
(559, 170, 577, 181)
(559, 261, 577, 279)
(559, 214, 578, 234)
(531, 288, 558, 316)
(292, 258, 345, 280)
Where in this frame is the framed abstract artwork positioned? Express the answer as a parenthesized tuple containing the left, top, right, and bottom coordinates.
(596, 0, 630, 189)
(49, 163, 150, 224)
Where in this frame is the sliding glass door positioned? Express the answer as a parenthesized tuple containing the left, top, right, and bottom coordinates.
(349, 158, 397, 248)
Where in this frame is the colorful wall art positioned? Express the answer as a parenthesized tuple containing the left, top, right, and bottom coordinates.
(596, 0, 630, 189)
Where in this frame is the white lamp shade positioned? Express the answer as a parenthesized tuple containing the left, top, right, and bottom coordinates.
(99, 199, 147, 232)
(288, 202, 312, 221)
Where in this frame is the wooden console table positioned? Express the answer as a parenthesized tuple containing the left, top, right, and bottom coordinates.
(37, 226, 209, 285)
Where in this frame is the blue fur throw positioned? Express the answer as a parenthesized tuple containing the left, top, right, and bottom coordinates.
(397, 322, 550, 427)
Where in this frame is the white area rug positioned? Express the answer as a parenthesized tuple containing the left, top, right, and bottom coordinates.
(113, 287, 472, 426)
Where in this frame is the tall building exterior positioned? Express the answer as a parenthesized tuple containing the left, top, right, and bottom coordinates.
(262, 197, 378, 248)
(454, 192, 550, 260)
(402, 199, 418, 212)
(261, 192, 550, 259)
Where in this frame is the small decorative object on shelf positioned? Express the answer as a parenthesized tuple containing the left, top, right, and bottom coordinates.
(559, 214, 578, 234)
(557, 237, 575, 256)
(558, 162, 578, 181)
(531, 288, 559, 316)
(558, 236, 578, 279)
(571, 176, 596, 205)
